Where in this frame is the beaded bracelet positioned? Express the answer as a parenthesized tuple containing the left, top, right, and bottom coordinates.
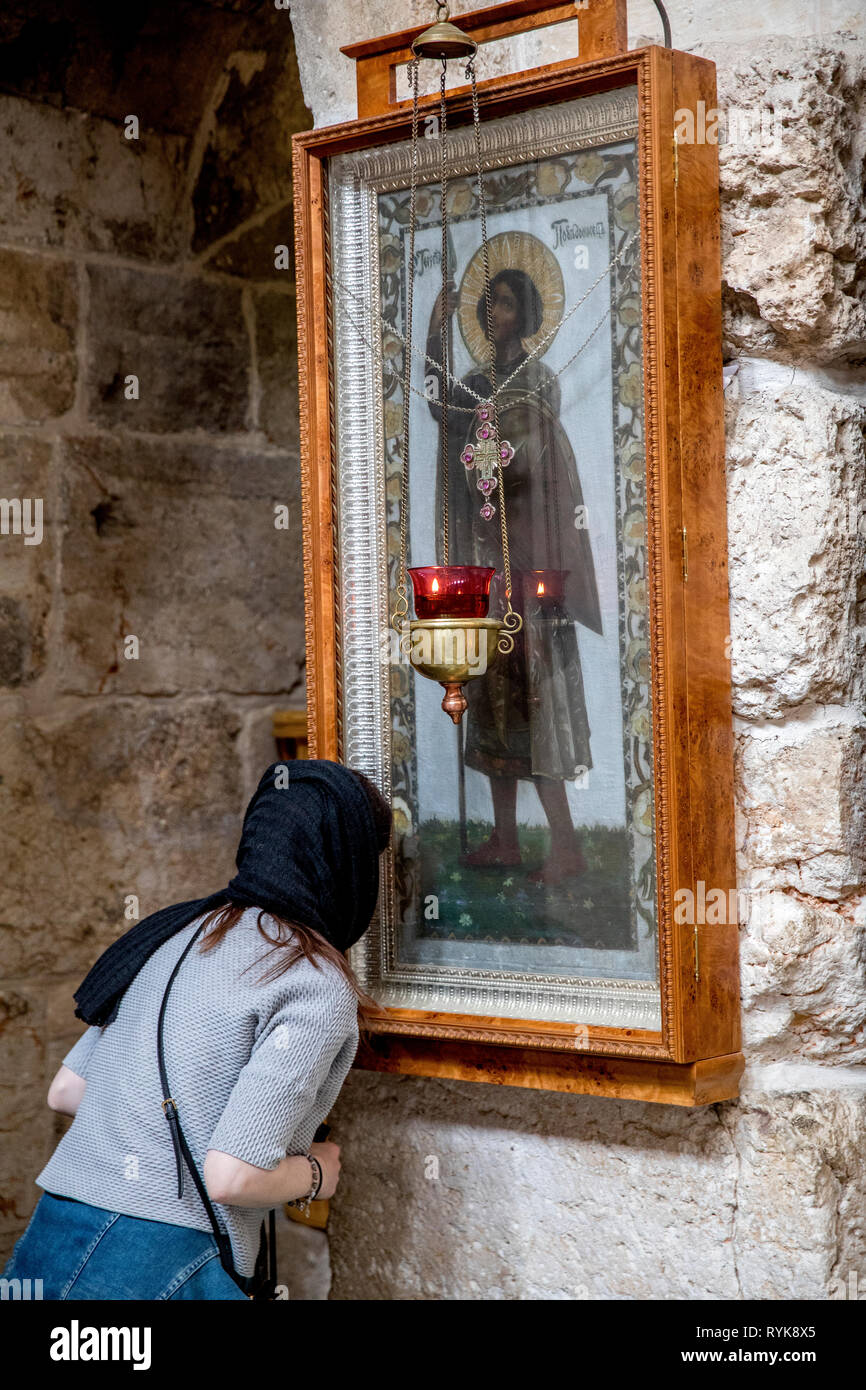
(288, 1153, 322, 1215)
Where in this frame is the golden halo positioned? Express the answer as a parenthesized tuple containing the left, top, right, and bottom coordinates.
(457, 231, 566, 367)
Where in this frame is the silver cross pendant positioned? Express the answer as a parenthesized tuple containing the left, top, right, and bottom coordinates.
(460, 400, 515, 520)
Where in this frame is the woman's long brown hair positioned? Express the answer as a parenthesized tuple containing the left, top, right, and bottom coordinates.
(196, 904, 386, 1041)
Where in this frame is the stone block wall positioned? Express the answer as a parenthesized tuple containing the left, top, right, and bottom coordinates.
(286, 0, 866, 1299)
(0, 0, 312, 1269)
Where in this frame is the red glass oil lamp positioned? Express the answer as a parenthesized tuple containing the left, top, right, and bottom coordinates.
(408, 565, 495, 619)
(407, 566, 501, 722)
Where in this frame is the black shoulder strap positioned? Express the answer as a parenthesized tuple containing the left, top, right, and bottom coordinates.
(157, 920, 275, 1299)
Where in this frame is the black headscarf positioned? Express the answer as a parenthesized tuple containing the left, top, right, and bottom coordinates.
(73, 760, 390, 1027)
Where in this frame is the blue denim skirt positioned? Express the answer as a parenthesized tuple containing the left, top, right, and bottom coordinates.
(3, 1192, 250, 1301)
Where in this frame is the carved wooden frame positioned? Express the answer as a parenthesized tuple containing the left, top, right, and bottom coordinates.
(292, 5, 742, 1106)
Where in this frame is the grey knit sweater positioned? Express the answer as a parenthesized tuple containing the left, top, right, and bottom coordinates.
(37, 908, 360, 1276)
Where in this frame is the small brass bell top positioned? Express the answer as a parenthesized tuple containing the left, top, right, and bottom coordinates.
(412, 3, 478, 60)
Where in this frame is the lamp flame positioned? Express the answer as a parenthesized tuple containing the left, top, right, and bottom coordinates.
(431, 577, 439, 593)
(537, 580, 545, 596)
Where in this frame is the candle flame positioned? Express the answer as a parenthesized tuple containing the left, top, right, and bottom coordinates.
(537, 580, 545, 596)
(431, 577, 439, 593)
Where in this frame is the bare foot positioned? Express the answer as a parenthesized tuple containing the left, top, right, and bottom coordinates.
(528, 843, 588, 885)
(460, 829, 522, 868)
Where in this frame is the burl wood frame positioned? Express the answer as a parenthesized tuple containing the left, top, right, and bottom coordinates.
(292, 0, 742, 1106)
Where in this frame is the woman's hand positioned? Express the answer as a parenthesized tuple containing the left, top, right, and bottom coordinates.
(205, 1144, 340, 1208)
(309, 1139, 341, 1200)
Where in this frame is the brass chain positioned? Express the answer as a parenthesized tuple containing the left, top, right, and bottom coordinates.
(392, 44, 531, 655)
(392, 56, 420, 644)
(467, 57, 522, 651)
(439, 59, 449, 565)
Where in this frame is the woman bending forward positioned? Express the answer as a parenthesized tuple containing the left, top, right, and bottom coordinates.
(2, 760, 391, 1300)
